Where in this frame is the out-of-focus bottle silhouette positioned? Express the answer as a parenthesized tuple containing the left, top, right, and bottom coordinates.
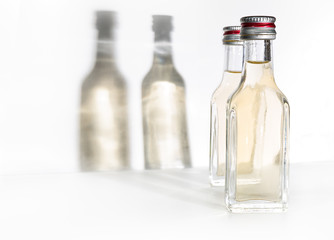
(142, 15, 191, 169)
(80, 11, 129, 171)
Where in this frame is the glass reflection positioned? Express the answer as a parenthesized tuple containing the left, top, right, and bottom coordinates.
(79, 11, 129, 171)
(142, 15, 191, 169)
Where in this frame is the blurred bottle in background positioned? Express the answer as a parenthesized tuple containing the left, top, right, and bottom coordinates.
(79, 11, 129, 171)
(142, 15, 191, 169)
(209, 26, 243, 186)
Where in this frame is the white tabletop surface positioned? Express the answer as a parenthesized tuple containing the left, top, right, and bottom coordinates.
(0, 162, 333, 240)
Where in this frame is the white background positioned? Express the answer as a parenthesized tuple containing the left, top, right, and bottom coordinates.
(0, 163, 333, 239)
(0, 0, 333, 174)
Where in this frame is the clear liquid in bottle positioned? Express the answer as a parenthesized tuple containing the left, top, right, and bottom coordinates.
(210, 71, 241, 185)
(210, 26, 243, 186)
(226, 16, 289, 213)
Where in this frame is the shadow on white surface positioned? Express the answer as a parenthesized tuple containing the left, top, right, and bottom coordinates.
(102, 168, 226, 212)
(0, 162, 333, 240)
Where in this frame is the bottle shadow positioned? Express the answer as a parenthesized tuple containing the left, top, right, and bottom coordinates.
(79, 10, 129, 172)
(142, 15, 192, 170)
(102, 169, 228, 213)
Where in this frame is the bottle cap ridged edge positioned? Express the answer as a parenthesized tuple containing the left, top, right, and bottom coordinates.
(240, 16, 276, 23)
(240, 16, 276, 40)
(223, 26, 242, 45)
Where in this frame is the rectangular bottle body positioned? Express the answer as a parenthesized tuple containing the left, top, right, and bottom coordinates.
(210, 71, 241, 186)
(226, 62, 289, 213)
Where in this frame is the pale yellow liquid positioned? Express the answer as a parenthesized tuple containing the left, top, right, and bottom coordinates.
(80, 62, 129, 171)
(142, 63, 190, 169)
(228, 61, 289, 202)
(210, 71, 242, 178)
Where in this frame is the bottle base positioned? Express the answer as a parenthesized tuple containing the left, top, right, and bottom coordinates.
(80, 162, 130, 172)
(145, 162, 191, 170)
(209, 177, 225, 187)
(226, 200, 288, 213)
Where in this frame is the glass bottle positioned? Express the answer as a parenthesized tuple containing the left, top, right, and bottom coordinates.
(142, 15, 191, 169)
(209, 26, 243, 186)
(79, 11, 129, 171)
(226, 16, 290, 213)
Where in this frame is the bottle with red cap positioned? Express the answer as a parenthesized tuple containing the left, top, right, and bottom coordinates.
(226, 16, 290, 212)
(209, 26, 243, 186)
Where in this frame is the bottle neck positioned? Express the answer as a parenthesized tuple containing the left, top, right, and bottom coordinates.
(244, 40, 273, 63)
(223, 44, 243, 72)
(242, 40, 275, 86)
(95, 39, 115, 65)
(153, 40, 173, 65)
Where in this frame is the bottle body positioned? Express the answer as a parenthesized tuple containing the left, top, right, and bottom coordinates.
(226, 38, 289, 213)
(209, 40, 243, 186)
(209, 71, 241, 185)
(80, 40, 129, 171)
(142, 63, 191, 169)
(226, 60, 289, 213)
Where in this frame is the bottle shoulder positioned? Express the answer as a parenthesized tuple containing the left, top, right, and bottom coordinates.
(230, 84, 288, 109)
(211, 82, 225, 104)
(84, 64, 126, 82)
(82, 67, 126, 92)
(211, 72, 242, 103)
(142, 64, 185, 88)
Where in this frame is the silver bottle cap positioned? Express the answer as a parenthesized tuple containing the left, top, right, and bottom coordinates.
(240, 16, 276, 40)
(223, 26, 242, 45)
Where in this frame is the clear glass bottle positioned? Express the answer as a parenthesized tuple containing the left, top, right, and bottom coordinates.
(209, 26, 243, 186)
(226, 16, 290, 213)
(79, 11, 129, 171)
(142, 15, 191, 169)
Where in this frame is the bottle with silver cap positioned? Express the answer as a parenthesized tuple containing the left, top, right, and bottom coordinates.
(226, 16, 290, 212)
(209, 26, 243, 186)
(80, 11, 129, 171)
(142, 15, 191, 169)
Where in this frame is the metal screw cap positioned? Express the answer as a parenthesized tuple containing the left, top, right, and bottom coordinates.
(240, 16, 276, 40)
(223, 26, 242, 45)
